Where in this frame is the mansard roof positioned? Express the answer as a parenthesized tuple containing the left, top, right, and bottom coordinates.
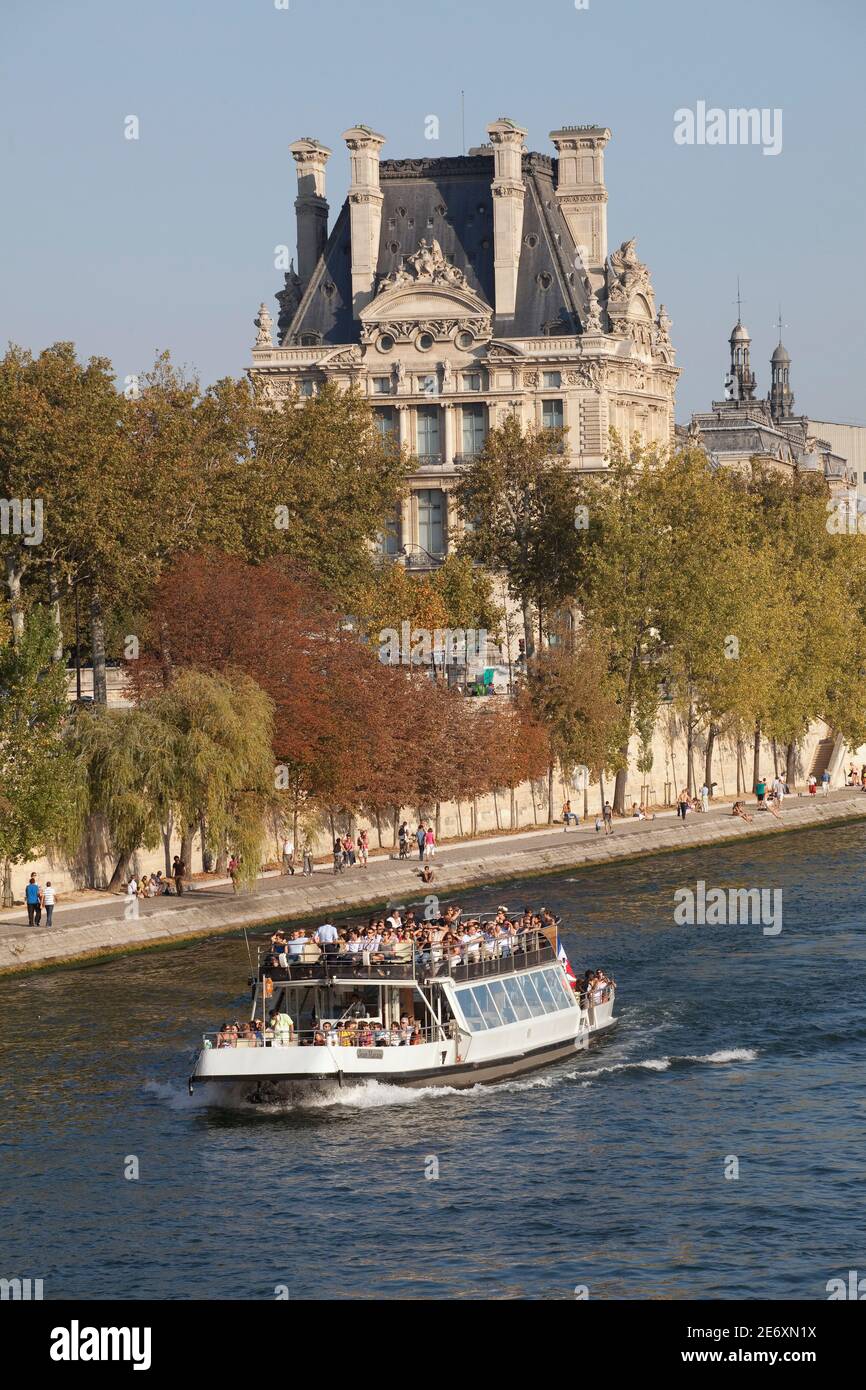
(282, 152, 585, 346)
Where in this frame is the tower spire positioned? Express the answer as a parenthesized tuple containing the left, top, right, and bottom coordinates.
(728, 282, 755, 402)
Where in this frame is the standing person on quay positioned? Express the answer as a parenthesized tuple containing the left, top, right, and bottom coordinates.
(25, 873, 42, 928)
(416, 823, 426, 862)
(173, 855, 186, 895)
(398, 821, 409, 859)
(227, 855, 240, 893)
(357, 828, 369, 867)
(282, 834, 295, 875)
(602, 801, 614, 836)
(424, 824, 436, 860)
(821, 768, 830, 794)
(302, 837, 314, 876)
(677, 788, 690, 822)
(700, 782, 710, 813)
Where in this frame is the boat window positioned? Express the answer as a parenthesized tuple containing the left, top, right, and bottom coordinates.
(501, 974, 533, 1021)
(531, 971, 559, 1015)
(457, 986, 487, 1032)
(487, 979, 518, 1025)
(544, 968, 577, 1011)
(518, 973, 546, 1018)
(471, 983, 503, 1029)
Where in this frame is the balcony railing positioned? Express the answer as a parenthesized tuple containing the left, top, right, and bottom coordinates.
(414, 452, 445, 468)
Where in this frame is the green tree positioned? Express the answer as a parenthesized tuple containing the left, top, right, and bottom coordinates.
(0, 606, 79, 906)
(454, 415, 583, 657)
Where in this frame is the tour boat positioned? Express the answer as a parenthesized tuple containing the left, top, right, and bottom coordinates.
(188, 922, 616, 1104)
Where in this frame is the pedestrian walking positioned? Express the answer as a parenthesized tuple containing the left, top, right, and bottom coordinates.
(602, 801, 614, 835)
(302, 839, 314, 876)
(398, 821, 409, 860)
(700, 783, 709, 813)
(173, 855, 186, 895)
(332, 835, 345, 874)
(424, 825, 436, 859)
(416, 823, 426, 862)
(358, 828, 369, 867)
(677, 787, 690, 821)
(228, 855, 240, 892)
(821, 769, 830, 794)
(25, 873, 42, 928)
(282, 835, 295, 875)
(40, 879, 56, 928)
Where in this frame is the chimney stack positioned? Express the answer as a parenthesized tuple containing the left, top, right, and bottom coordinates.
(342, 125, 386, 315)
(549, 126, 611, 286)
(486, 118, 527, 319)
(289, 138, 331, 285)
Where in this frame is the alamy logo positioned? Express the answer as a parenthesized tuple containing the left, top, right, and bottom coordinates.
(826, 1269, 866, 1299)
(0, 498, 43, 546)
(674, 102, 783, 157)
(378, 622, 487, 667)
(674, 880, 782, 936)
(49, 1320, 152, 1371)
(0, 1276, 43, 1300)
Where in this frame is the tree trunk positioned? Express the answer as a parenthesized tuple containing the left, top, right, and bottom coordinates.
(704, 723, 717, 793)
(736, 737, 744, 796)
(181, 822, 195, 873)
(90, 590, 108, 705)
(786, 740, 797, 789)
(108, 848, 134, 891)
(199, 813, 212, 872)
(435, 802, 441, 840)
(392, 806, 399, 849)
(599, 771, 606, 814)
(471, 796, 478, 836)
(752, 723, 761, 793)
(492, 789, 501, 830)
(686, 701, 696, 796)
(547, 762, 554, 824)
(771, 737, 779, 781)
(215, 830, 228, 876)
(1, 858, 13, 909)
(5, 553, 25, 643)
(613, 762, 628, 816)
(161, 818, 174, 877)
(48, 567, 64, 662)
(374, 808, 383, 849)
(521, 597, 535, 660)
(510, 784, 516, 830)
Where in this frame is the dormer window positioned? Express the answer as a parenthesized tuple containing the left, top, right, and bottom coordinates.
(300, 333, 321, 346)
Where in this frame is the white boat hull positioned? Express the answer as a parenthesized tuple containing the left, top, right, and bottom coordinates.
(191, 997, 616, 1104)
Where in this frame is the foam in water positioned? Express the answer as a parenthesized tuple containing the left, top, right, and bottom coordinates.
(146, 1047, 757, 1115)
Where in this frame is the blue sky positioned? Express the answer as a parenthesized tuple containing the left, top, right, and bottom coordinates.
(2, 0, 864, 422)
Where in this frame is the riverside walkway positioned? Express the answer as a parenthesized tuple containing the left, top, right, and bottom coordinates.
(2, 789, 865, 973)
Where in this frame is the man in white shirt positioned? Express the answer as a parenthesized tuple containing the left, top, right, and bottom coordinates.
(126, 878, 138, 898)
(282, 837, 295, 875)
(315, 922, 339, 958)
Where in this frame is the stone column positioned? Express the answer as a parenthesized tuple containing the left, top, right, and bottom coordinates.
(443, 404, 455, 466)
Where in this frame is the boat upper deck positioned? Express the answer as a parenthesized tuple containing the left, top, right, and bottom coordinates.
(259, 927, 558, 988)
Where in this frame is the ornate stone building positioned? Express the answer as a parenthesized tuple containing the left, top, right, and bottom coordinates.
(687, 313, 853, 496)
(250, 119, 679, 567)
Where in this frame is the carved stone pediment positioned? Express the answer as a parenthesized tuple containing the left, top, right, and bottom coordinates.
(361, 272, 492, 345)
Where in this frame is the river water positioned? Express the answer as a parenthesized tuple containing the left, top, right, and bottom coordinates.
(2, 823, 864, 1300)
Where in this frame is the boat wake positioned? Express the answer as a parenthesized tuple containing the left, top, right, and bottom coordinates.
(147, 1048, 757, 1115)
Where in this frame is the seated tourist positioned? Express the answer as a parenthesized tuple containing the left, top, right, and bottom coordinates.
(410, 1022, 423, 1045)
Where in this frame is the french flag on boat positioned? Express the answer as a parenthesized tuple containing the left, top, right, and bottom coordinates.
(557, 940, 577, 986)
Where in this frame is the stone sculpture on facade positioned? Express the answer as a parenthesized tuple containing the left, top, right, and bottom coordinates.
(255, 302, 274, 347)
(383, 238, 469, 290)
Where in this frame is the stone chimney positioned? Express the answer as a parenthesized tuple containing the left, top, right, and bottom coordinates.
(486, 117, 527, 319)
(549, 126, 611, 285)
(289, 138, 331, 285)
(342, 125, 386, 315)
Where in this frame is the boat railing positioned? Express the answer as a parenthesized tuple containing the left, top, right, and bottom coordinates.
(258, 929, 556, 986)
(202, 1021, 449, 1050)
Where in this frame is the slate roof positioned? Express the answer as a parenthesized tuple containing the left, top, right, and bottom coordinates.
(282, 152, 587, 346)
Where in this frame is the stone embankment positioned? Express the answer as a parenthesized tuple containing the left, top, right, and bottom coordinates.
(2, 791, 864, 975)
